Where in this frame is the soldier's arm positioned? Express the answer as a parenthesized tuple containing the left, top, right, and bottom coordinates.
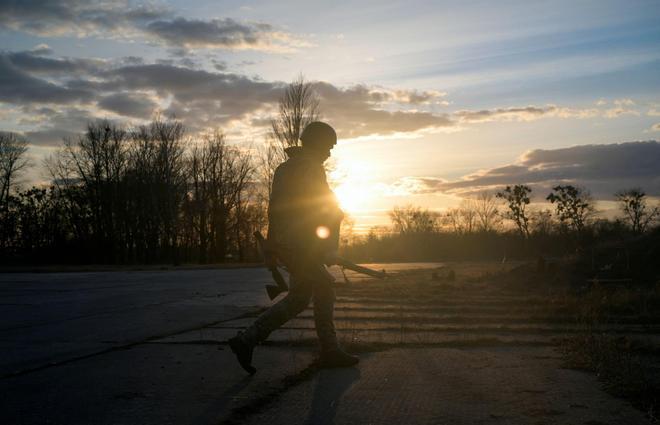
(301, 163, 343, 261)
(305, 163, 343, 221)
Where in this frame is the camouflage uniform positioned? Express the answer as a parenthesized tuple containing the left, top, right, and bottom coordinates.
(242, 146, 343, 352)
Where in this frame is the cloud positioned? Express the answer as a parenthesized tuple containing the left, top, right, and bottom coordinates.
(454, 105, 599, 123)
(23, 128, 81, 146)
(144, 17, 309, 52)
(102, 64, 282, 128)
(2, 46, 648, 149)
(614, 98, 635, 107)
(95, 68, 453, 136)
(451, 101, 646, 123)
(0, 0, 167, 37)
(392, 141, 660, 198)
(2, 54, 281, 144)
(0, 55, 94, 104)
(381, 176, 448, 197)
(5, 53, 457, 145)
(21, 106, 98, 146)
(0, 0, 307, 53)
(604, 107, 639, 118)
(600, 98, 639, 118)
(314, 83, 455, 138)
(455, 106, 552, 122)
(30, 44, 53, 55)
(3, 49, 102, 76)
(97, 92, 158, 118)
(650, 123, 660, 132)
(212, 59, 228, 71)
(367, 88, 448, 105)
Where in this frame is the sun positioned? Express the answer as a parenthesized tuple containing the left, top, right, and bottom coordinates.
(330, 156, 379, 215)
(334, 182, 368, 214)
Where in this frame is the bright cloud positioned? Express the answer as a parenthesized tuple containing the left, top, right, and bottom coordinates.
(387, 141, 660, 198)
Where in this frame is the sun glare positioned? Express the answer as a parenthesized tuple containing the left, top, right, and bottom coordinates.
(334, 183, 369, 213)
(316, 226, 330, 239)
(330, 157, 379, 214)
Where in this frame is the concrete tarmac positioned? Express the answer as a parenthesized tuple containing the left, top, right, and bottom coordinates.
(230, 347, 650, 425)
(0, 266, 652, 424)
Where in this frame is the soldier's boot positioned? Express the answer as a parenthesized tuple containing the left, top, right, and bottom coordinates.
(228, 332, 256, 375)
(319, 348, 359, 368)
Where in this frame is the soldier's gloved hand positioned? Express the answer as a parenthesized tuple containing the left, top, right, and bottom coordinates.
(323, 250, 340, 266)
(263, 252, 278, 268)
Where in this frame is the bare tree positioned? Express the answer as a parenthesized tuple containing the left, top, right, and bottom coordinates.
(474, 192, 501, 233)
(546, 185, 594, 235)
(4, 116, 273, 265)
(186, 131, 254, 262)
(497, 185, 532, 238)
(187, 138, 212, 262)
(615, 188, 658, 234)
(44, 145, 76, 187)
(232, 182, 267, 261)
(124, 117, 188, 263)
(340, 213, 358, 248)
(529, 209, 554, 236)
(444, 199, 478, 234)
(0, 132, 30, 211)
(210, 135, 253, 261)
(389, 205, 438, 234)
(442, 194, 497, 234)
(61, 121, 131, 261)
(271, 74, 320, 158)
(258, 74, 320, 206)
(256, 135, 282, 202)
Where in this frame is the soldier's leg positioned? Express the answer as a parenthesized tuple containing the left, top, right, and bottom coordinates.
(312, 272, 339, 352)
(241, 274, 312, 347)
(312, 265, 360, 367)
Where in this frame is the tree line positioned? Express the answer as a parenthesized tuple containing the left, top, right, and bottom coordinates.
(0, 75, 322, 265)
(1, 119, 259, 264)
(1, 73, 658, 265)
(342, 184, 659, 262)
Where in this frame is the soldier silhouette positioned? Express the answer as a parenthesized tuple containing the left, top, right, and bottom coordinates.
(229, 122, 358, 374)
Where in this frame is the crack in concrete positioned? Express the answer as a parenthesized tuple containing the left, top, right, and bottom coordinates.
(0, 309, 260, 380)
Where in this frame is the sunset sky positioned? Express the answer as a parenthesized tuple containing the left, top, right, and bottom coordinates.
(1, 0, 659, 231)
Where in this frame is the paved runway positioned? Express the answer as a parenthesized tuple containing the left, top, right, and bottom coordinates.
(1, 265, 652, 424)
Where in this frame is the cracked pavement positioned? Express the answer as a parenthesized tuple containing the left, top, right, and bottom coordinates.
(1, 265, 654, 424)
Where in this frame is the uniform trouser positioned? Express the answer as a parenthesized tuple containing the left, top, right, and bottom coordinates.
(242, 263, 338, 352)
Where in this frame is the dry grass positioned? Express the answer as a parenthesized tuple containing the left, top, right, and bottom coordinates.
(557, 283, 660, 422)
(560, 333, 659, 422)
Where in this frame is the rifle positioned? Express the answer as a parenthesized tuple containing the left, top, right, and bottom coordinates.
(334, 257, 387, 279)
(253, 231, 387, 300)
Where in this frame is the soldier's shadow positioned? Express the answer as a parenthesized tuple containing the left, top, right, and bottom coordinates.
(304, 366, 361, 425)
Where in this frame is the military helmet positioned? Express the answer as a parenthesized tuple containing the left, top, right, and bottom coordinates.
(300, 121, 337, 150)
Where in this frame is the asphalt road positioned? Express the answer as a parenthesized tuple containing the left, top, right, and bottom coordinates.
(0, 265, 652, 424)
(0, 268, 273, 378)
(0, 263, 438, 377)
